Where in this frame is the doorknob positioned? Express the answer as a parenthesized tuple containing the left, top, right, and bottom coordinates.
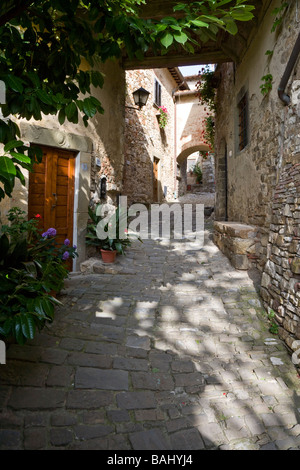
(51, 193, 57, 209)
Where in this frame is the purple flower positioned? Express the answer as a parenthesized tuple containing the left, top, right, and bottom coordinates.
(73, 245, 77, 250)
(47, 228, 57, 237)
(64, 239, 70, 246)
(42, 228, 57, 238)
(62, 251, 70, 260)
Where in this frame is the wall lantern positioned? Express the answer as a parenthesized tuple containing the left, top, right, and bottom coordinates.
(132, 87, 150, 109)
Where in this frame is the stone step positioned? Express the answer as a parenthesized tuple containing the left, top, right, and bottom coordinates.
(213, 221, 258, 270)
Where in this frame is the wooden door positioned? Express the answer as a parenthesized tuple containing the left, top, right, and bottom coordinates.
(28, 146, 76, 249)
(153, 157, 159, 202)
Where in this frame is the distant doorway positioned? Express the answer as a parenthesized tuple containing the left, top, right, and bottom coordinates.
(215, 139, 228, 221)
(153, 157, 159, 202)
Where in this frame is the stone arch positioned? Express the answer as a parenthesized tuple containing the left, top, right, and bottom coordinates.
(176, 142, 210, 165)
(176, 142, 212, 197)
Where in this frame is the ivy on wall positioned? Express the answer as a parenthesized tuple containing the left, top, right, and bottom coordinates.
(196, 66, 216, 150)
(260, 1, 289, 96)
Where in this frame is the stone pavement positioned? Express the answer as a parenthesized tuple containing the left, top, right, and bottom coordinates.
(1, 223, 300, 450)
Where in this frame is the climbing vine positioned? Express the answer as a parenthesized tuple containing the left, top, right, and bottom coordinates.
(260, 73, 273, 96)
(196, 66, 216, 150)
(196, 66, 217, 113)
(203, 115, 215, 151)
(260, 1, 289, 96)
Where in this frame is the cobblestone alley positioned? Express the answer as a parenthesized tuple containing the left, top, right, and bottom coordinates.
(1, 214, 300, 450)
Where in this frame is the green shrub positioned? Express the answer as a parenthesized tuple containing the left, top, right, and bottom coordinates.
(192, 163, 203, 184)
(86, 204, 141, 255)
(0, 208, 78, 345)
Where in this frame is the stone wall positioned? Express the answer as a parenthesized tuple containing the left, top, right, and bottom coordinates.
(260, 68, 300, 349)
(215, 1, 300, 264)
(214, 0, 300, 354)
(261, 160, 300, 352)
(214, 1, 300, 272)
(123, 69, 176, 205)
(201, 154, 215, 193)
(260, 48, 300, 353)
(175, 93, 208, 157)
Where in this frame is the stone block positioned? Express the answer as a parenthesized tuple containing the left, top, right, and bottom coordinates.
(231, 254, 250, 270)
(66, 390, 114, 409)
(129, 429, 171, 450)
(291, 258, 300, 274)
(74, 424, 114, 441)
(213, 221, 257, 270)
(75, 367, 129, 390)
(50, 428, 73, 447)
(9, 388, 65, 410)
(261, 273, 271, 288)
(0, 430, 22, 449)
(230, 237, 256, 254)
(116, 391, 156, 409)
(214, 221, 257, 239)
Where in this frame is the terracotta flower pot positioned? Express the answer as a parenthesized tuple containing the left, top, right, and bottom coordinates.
(100, 249, 117, 263)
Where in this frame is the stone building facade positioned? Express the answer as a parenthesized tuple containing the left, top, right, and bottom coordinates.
(123, 68, 179, 205)
(214, 0, 300, 354)
(0, 59, 126, 270)
(174, 76, 211, 197)
(1, 61, 209, 271)
(123, 68, 210, 204)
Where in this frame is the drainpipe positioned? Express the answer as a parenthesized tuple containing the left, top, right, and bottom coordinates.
(278, 30, 300, 105)
(172, 83, 184, 199)
(174, 94, 177, 199)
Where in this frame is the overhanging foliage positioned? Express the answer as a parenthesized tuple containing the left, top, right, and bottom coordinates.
(0, 0, 255, 199)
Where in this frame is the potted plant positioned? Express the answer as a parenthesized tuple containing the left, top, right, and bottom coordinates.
(157, 106, 168, 129)
(85, 204, 141, 263)
(192, 162, 203, 184)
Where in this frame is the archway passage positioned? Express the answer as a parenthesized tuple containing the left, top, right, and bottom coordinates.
(176, 143, 215, 205)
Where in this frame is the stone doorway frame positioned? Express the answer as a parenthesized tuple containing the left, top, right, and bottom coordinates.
(18, 123, 93, 271)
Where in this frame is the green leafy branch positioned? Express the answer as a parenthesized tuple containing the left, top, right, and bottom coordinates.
(260, 73, 273, 96)
(271, 1, 289, 33)
(156, 1, 256, 53)
(0, 0, 256, 201)
(267, 309, 279, 335)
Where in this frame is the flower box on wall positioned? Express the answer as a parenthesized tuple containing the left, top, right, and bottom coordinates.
(156, 106, 168, 129)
